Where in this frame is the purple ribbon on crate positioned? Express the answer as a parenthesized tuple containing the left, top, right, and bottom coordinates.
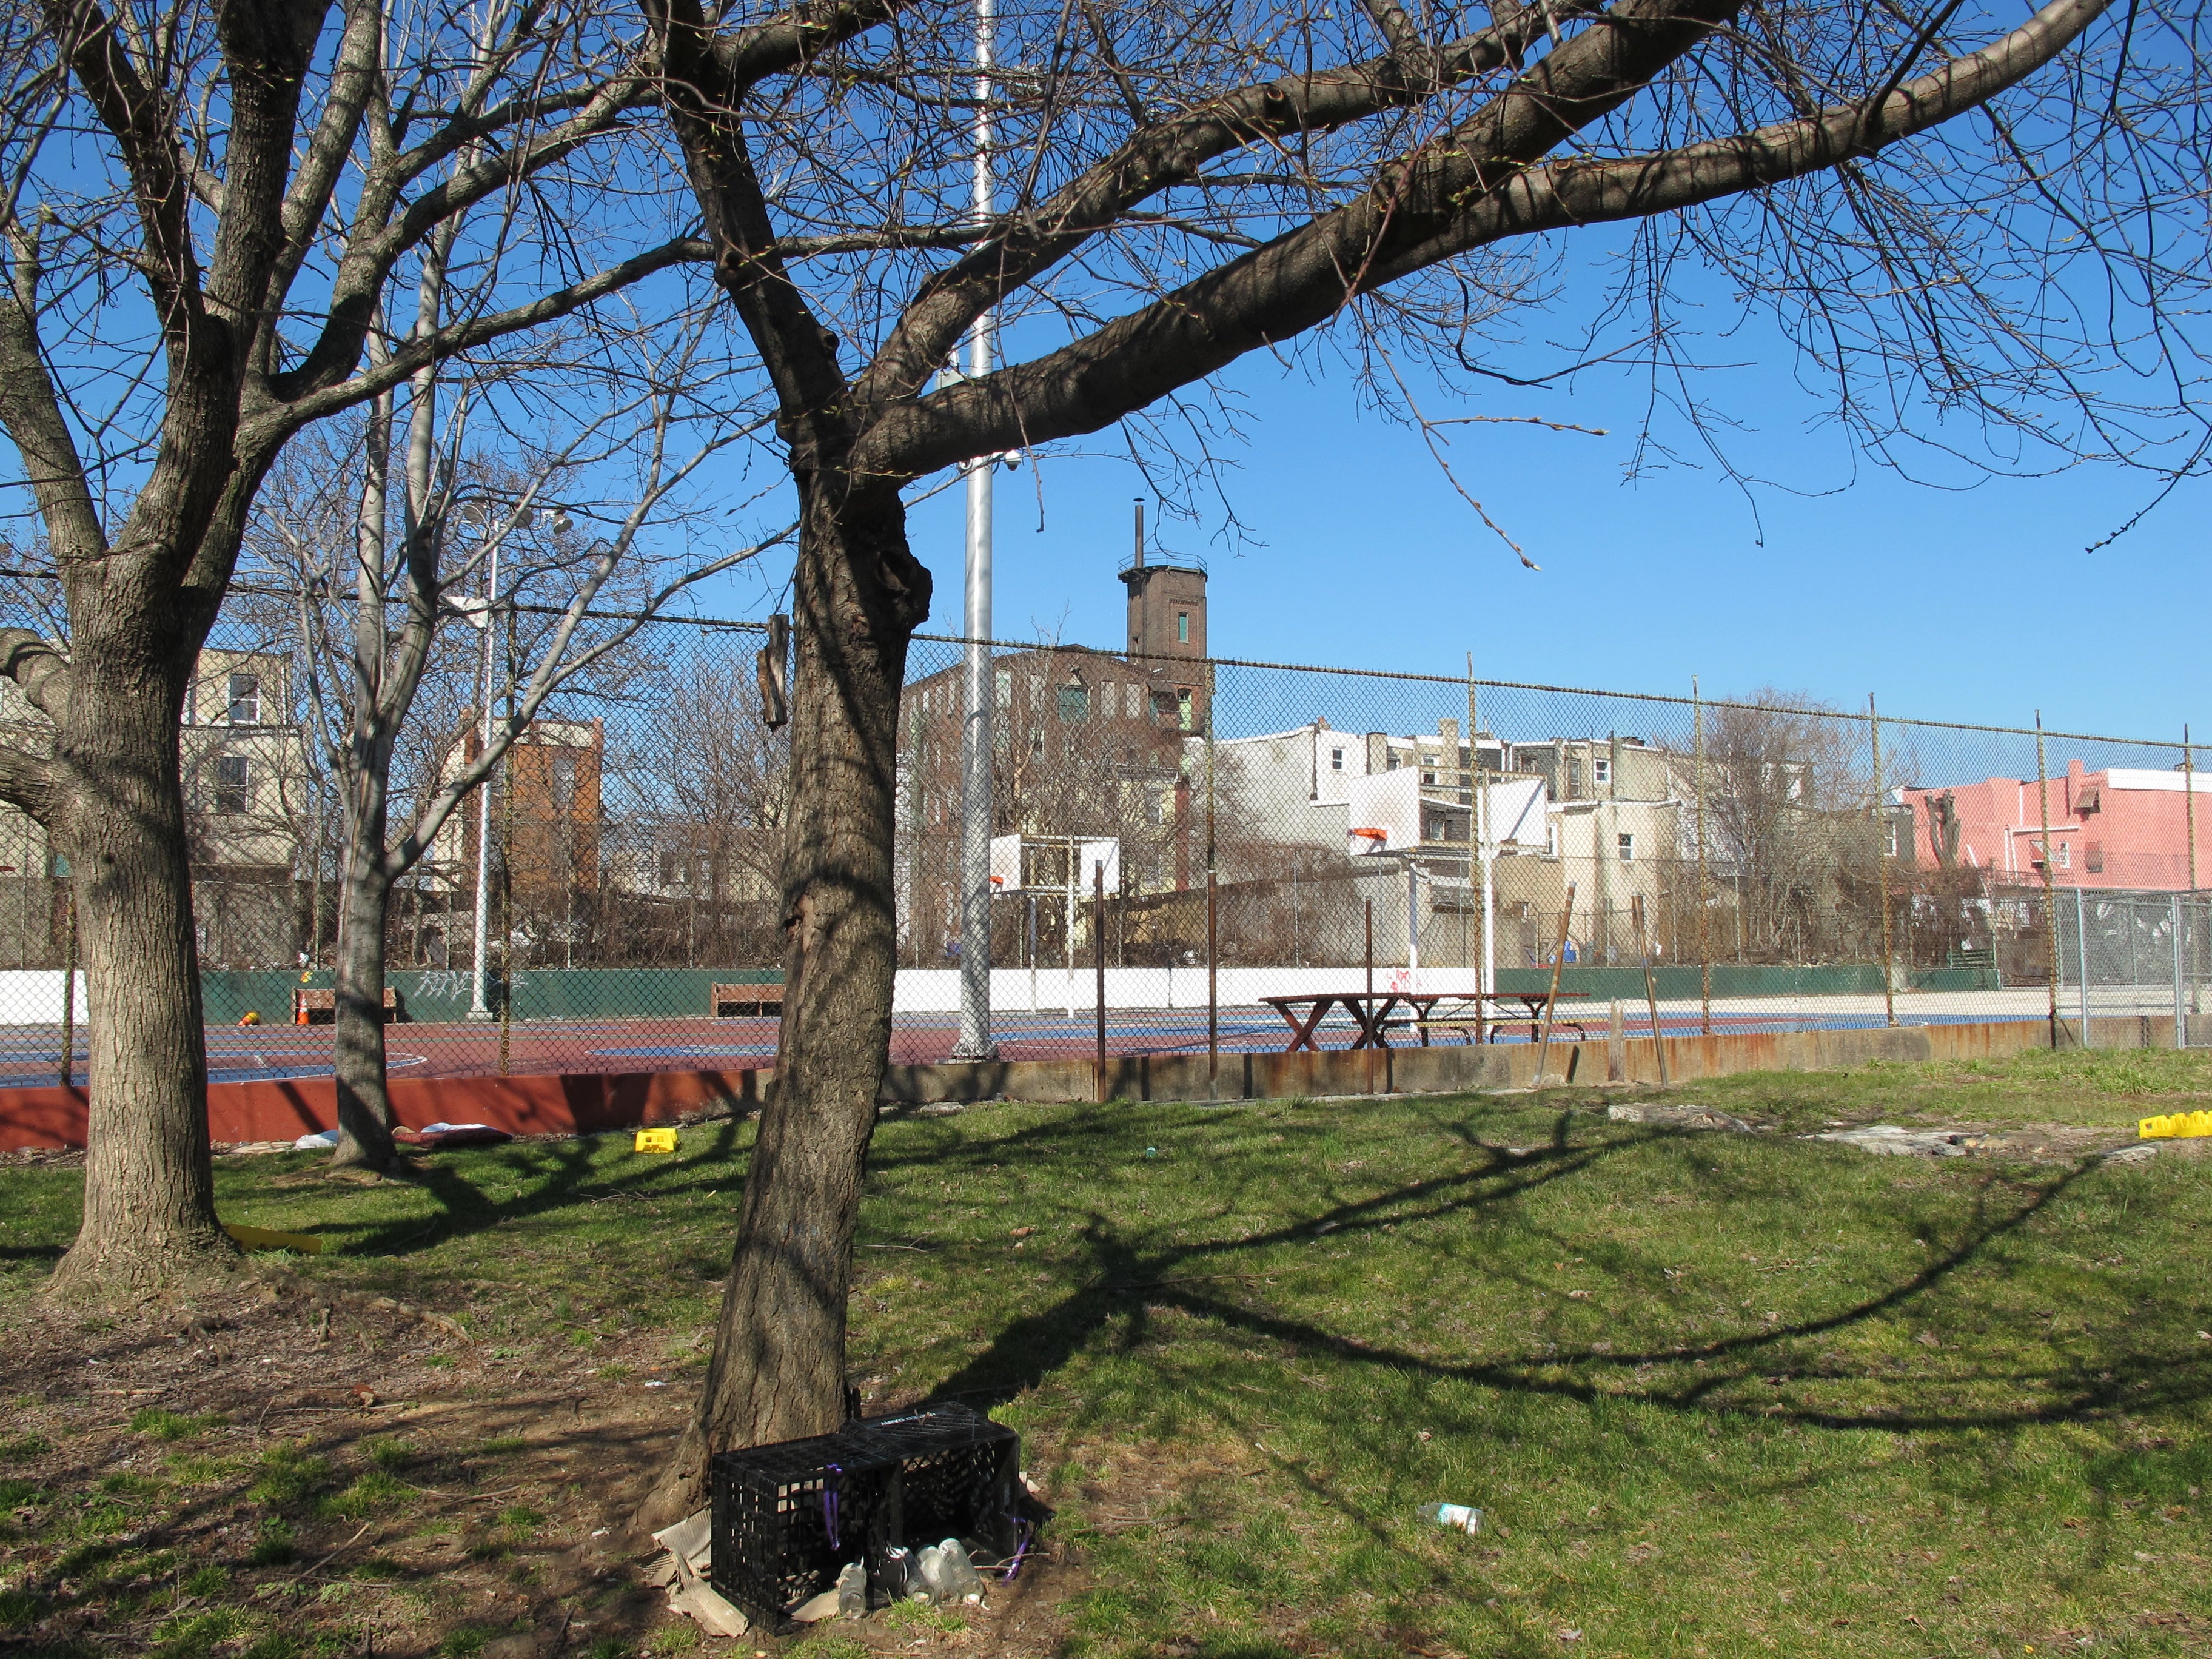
(822, 1464, 842, 1551)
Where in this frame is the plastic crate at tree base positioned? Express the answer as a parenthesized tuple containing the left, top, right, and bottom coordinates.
(708, 1402, 1025, 1631)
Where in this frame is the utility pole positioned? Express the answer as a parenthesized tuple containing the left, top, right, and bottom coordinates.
(953, 0, 998, 1061)
(467, 534, 500, 1019)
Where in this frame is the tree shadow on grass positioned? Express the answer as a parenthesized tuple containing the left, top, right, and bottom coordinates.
(928, 1123, 2212, 1441)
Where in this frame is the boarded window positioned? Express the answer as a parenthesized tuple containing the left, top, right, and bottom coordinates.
(1057, 683, 1090, 722)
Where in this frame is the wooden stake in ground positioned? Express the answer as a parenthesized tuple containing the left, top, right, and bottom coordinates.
(1533, 883, 1577, 1084)
(1633, 893, 1668, 1085)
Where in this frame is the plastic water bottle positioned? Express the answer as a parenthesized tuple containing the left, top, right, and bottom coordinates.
(836, 1561, 866, 1617)
(916, 1543, 951, 1601)
(937, 1538, 985, 1603)
(1419, 1501, 1481, 1533)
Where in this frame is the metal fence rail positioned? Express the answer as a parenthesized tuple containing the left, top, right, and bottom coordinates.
(0, 608, 2200, 1095)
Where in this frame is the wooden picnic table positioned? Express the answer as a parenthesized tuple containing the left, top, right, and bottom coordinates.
(1260, 989, 1593, 1051)
(1261, 991, 1435, 1051)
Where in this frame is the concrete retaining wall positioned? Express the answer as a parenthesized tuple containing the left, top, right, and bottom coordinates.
(0, 1013, 2187, 1151)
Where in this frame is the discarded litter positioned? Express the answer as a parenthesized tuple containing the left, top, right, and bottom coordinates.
(2140, 1110, 2212, 1141)
(635, 1128, 680, 1154)
(1607, 1102, 1753, 1133)
(651, 1507, 749, 1638)
(394, 1122, 513, 1148)
(222, 1222, 323, 1255)
(293, 1129, 340, 1150)
(1418, 1501, 1481, 1534)
(1808, 1125, 1983, 1158)
(1144, 1146, 1159, 1158)
(834, 1561, 866, 1618)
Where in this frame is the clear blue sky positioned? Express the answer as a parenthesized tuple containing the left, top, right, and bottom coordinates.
(716, 320, 2206, 746)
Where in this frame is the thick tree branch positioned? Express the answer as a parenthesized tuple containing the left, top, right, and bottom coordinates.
(0, 628, 72, 725)
(0, 289, 105, 567)
(855, 0, 2105, 479)
(0, 743, 58, 825)
(855, 0, 1584, 407)
(649, 0, 853, 463)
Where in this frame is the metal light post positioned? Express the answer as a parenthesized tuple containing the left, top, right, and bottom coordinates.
(466, 537, 500, 1019)
(953, 0, 998, 1059)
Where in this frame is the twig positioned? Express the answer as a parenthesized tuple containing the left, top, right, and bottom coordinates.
(287, 1521, 374, 1587)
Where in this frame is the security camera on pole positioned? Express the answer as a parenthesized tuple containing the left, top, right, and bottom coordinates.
(952, 0, 998, 1061)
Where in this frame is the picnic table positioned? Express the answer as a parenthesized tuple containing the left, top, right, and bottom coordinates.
(1260, 989, 1591, 1051)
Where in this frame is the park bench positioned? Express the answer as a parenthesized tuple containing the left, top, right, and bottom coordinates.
(712, 982, 784, 1017)
(293, 986, 399, 1025)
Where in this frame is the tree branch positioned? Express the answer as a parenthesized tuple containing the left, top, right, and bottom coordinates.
(0, 627, 72, 725)
(855, 0, 1586, 408)
(856, 0, 2106, 478)
(0, 743, 58, 825)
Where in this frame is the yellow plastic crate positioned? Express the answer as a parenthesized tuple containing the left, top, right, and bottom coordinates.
(634, 1128, 679, 1154)
(2138, 1110, 2212, 1141)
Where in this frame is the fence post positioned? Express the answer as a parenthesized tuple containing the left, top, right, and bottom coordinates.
(1095, 862, 1107, 1102)
(2174, 891, 2186, 1051)
(2076, 886, 2091, 1048)
(1607, 999, 1625, 1082)
(1205, 661, 1218, 1099)
(59, 887, 75, 1091)
(2036, 712, 2060, 1049)
(1694, 676, 1712, 1037)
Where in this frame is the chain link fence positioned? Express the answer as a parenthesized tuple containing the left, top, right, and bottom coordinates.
(0, 609, 2202, 1091)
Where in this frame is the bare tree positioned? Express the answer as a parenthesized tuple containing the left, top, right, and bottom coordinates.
(0, 0, 717, 1293)
(632, 0, 2209, 1520)
(255, 364, 773, 1168)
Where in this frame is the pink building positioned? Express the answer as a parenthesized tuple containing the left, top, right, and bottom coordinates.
(1899, 761, 2211, 891)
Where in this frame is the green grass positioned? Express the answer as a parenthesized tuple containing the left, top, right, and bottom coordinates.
(4, 1049, 2212, 1656)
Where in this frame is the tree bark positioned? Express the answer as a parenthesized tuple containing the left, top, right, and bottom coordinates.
(44, 635, 236, 1296)
(638, 469, 928, 1528)
(331, 823, 401, 1170)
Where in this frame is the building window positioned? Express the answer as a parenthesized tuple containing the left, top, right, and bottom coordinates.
(1125, 682, 1141, 720)
(995, 668, 1011, 709)
(1545, 823, 1558, 858)
(1617, 832, 1634, 863)
(2085, 842, 2103, 874)
(1057, 683, 1090, 722)
(1387, 752, 1399, 771)
(1594, 757, 1611, 786)
(1330, 747, 1344, 773)
(1176, 611, 1188, 643)
(1176, 688, 1194, 731)
(228, 673, 261, 725)
(213, 754, 250, 815)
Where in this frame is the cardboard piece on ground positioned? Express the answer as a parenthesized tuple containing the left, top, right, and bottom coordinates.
(651, 1509, 747, 1637)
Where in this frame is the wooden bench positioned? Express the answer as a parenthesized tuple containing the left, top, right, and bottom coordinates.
(293, 986, 398, 1025)
(711, 982, 784, 1018)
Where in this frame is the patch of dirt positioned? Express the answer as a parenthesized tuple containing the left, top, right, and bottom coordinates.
(0, 1278, 1095, 1659)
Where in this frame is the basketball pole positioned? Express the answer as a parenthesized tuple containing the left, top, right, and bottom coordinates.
(953, 0, 998, 1061)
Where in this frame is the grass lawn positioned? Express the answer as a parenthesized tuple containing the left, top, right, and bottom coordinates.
(4, 1048, 2212, 1658)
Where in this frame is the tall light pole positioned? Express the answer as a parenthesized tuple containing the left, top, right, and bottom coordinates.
(466, 535, 500, 1019)
(953, 0, 997, 1059)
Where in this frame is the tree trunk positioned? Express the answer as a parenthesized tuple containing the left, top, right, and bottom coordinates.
(332, 794, 401, 1171)
(44, 654, 236, 1297)
(639, 473, 929, 1529)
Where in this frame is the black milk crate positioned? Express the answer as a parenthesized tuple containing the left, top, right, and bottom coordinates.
(708, 1402, 1021, 1631)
